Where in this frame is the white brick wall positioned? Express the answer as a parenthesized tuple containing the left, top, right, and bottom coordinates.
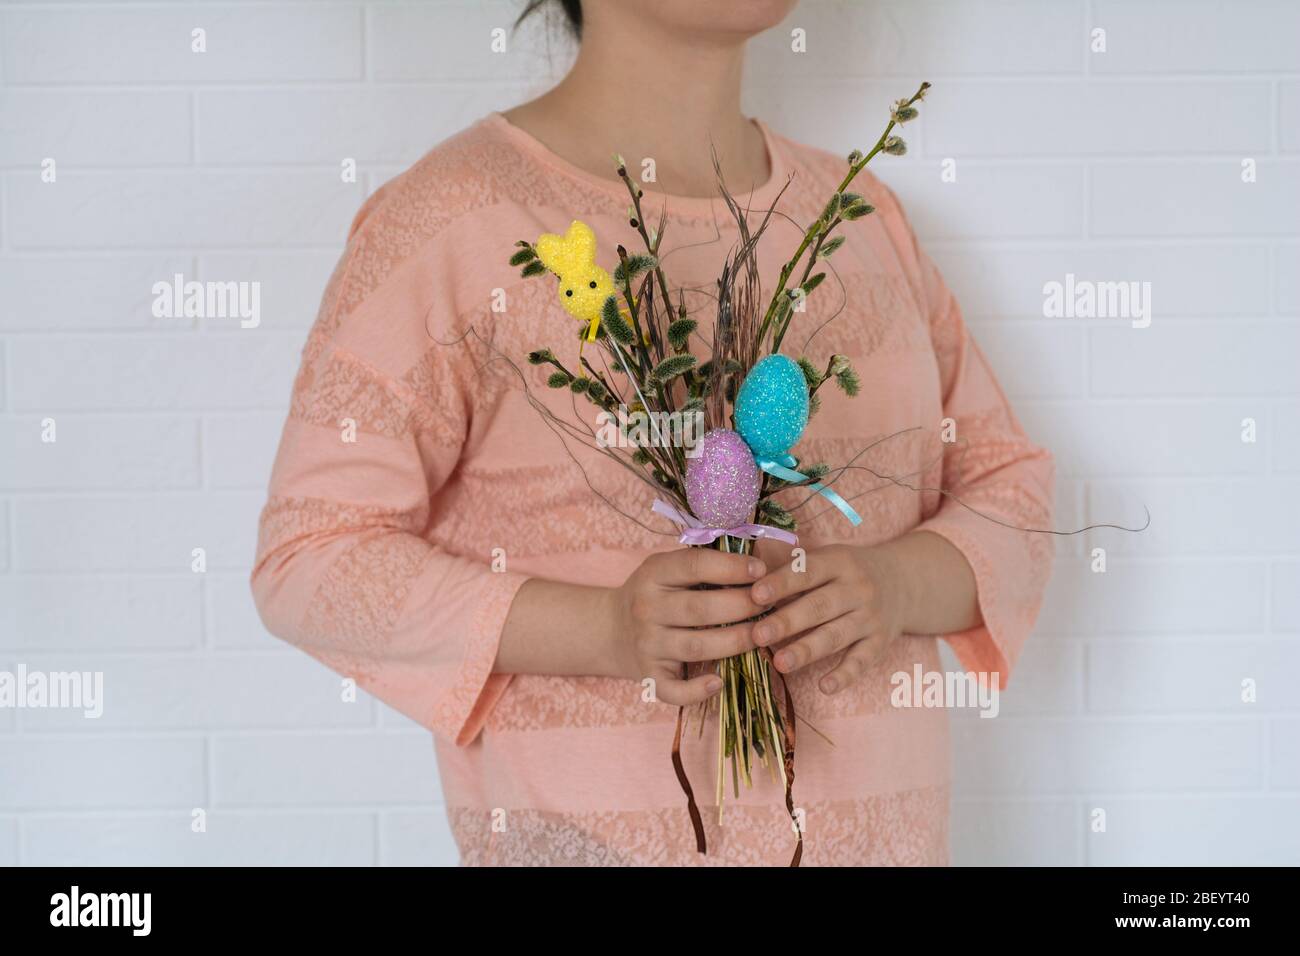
(1, 0, 1295, 866)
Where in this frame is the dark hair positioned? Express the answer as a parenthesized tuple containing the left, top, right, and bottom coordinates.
(516, 0, 582, 38)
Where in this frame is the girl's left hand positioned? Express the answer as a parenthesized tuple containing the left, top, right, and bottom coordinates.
(749, 543, 913, 695)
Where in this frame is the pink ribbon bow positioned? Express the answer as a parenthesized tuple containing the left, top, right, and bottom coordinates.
(652, 499, 799, 547)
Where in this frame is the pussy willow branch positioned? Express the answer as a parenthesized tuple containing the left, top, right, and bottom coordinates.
(610, 347, 682, 486)
(612, 174, 697, 479)
(457, 325, 692, 527)
(579, 356, 618, 399)
(612, 255, 652, 381)
(609, 256, 690, 483)
(617, 164, 711, 400)
(617, 164, 675, 360)
(771, 210, 851, 354)
(758, 80, 930, 353)
(806, 354, 841, 398)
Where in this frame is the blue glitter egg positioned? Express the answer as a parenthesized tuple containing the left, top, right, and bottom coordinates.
(734, 354, 809, 459)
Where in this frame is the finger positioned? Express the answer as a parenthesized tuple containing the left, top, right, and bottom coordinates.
(750, 551, 833, 608)
(772, 612, 864, 674)
(753, 583, 852, 648)
(649, 621, 758, 663)
(650, 548, 766, 588)
(657, 585, 766, 627)
(643, 665, 724, 707)
(818, 633, 889, 694)
(752, 537, 795, 573)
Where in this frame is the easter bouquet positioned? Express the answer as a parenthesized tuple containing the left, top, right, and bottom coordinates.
(506, 82, 930, 865)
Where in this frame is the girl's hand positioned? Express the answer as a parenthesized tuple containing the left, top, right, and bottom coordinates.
(749, 543, 914, 695)
(607, 548, 768, 706)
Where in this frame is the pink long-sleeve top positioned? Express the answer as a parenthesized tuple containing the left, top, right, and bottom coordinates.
(251, 114, 1055, 866)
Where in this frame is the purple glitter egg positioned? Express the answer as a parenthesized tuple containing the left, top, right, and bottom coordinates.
(685, 428, 761, 529)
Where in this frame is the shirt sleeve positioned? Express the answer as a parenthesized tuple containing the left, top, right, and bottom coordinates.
(906, 230, 1056, 688)
(250, 220, 529, 746)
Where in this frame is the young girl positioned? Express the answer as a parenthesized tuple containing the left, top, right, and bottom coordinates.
(251, 0, 1054, 866)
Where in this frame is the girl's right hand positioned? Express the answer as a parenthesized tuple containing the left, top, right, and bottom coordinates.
(606, 548, 768, 706)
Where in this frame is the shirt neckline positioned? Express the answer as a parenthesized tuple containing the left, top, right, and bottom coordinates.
(484, 111, 790, 219)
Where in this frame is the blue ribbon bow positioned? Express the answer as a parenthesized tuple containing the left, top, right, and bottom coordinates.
(756, 455, 863, 527)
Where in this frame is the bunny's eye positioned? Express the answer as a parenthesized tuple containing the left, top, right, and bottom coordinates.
(565, 289, 573, 297)
(589, 280, 598, 289)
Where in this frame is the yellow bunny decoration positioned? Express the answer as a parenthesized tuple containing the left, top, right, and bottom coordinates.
(535, 220, 617, 343)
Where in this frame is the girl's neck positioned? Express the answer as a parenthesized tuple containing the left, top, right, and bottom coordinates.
(503, 23, 771, 199)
